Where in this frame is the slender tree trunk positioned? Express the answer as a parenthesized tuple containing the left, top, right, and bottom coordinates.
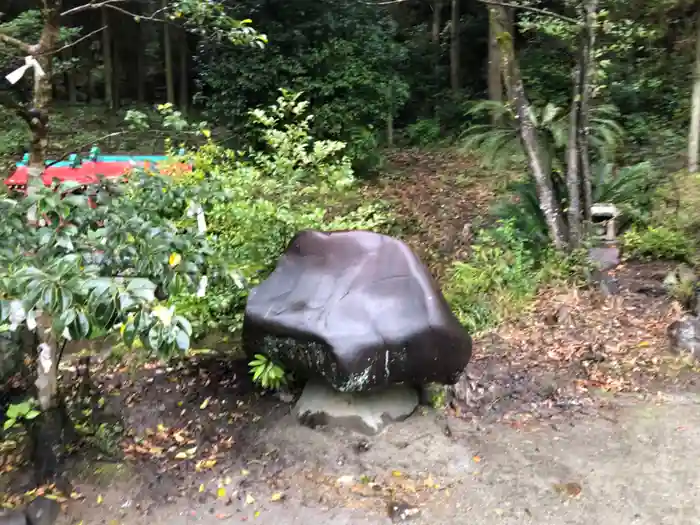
(62, 47, 77, 104)
(492, 6, 566, 249)
(432, 0, 442, 43)
(689, 8, 700, 173)
(35, 318, 59, 412)
(86, 43, 97, 103)
(179, 30, 189, 112)
(565, 13, 585, 249)
(101, 8, 114, 109)
(26, 7, 60, 169)
(579, 0, 598, 224)
(135, 4, 146, 103)
(432, 0, 442, 115)
(488, 9, 503, 125)
(450, 0, 460, 91)
(113, 40, 121, 109)
(163, 0, 175, 104)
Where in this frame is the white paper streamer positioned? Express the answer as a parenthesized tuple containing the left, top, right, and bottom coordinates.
(6, 56, 45, 85)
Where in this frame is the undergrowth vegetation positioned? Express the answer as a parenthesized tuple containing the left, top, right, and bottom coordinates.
(443, 219, 585, 333)
(166, 91, 394, 340)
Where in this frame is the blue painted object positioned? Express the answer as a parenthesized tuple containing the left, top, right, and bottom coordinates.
(88, 146, 100, 161)
(68, 154, 81, 168)
(15, 154, 170, 167)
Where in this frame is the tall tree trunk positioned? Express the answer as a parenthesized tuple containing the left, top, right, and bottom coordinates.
(26, 7, 60, 169)
(62, 47, 77, 104)
(450, 0, 460, 91)
(135, 5, 146, 102)
(579, 0, 598, 224)
(86, 42, 97, 103)
(689, 8, 700, 173)
(101, 7, 114, 109)
(163, 0, 175, 104)
(492, 6, 566, 249)
(113, 39, 121, 109)
(432, 0, 442, 115)
(179, 30, 189, 112)
(565, 10, 586, 249)
(432, 0, 442, 43)
(487, 9, 503, 125)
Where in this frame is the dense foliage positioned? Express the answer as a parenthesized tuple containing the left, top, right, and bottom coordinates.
(169, 90, 393, 339)
(0, 170, 215, 358)
(195, 0, 410, 173)
(1, 0, 700, 427)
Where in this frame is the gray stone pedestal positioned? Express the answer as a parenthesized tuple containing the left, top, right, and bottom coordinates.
(294, 380, 419, 435)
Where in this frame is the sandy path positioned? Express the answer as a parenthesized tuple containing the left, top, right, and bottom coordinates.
(59, 393, 700, 525)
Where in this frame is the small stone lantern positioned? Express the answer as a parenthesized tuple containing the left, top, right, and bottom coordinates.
(590, 203, 620, 244)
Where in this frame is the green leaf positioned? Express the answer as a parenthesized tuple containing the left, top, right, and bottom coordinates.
(122, 321, 137, 348)
(147, 324, 163, 350)
(3, 418, 16, 431)
(76, 311, 90, 338)
(85, 278, 113, 298)
(24, 410, 41, 420)
(127, 278, 157, 300)
(175, 329, 190, 351)
(59, 309, 77, 330)
(118, 293, 135, 310)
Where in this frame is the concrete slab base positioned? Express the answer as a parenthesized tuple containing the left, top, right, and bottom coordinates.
(294, 380, 419, 435)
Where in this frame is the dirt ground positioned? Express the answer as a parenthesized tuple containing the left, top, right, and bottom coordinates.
(52, 391, 700, 525)
(40, 256, 700, 525)
(5, 150, 700, 524)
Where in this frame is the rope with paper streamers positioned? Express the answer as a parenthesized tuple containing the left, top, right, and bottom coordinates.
(5, 56, 45, 85)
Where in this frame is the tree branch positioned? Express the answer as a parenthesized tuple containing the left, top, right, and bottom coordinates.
(0, 32, 32, 53)
(362, 0, 410, 4)
(61, 0, 130, 17)
(62, 0, 168, 23)
(103, 3, 168, 23)
(37, 26, 107, 57)
(477, 0, 580, 25)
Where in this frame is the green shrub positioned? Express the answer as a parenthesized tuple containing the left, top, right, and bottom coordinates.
(622, 225, 694, 262)
(444, 219, 579, 333)
(403, 118, 443, 147)
(194, 0, 409, 173)
(491, 161, 663, 251)
(169, 91, 393, 340)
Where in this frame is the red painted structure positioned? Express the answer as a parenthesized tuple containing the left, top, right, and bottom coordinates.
(5, 160, 191, 191)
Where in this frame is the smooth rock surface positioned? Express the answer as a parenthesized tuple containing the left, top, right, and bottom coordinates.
(243, 230, 472, 392)
(25, 497, 60, 525)
(668, 316, 700, 359)
(295, 380, 419, 435)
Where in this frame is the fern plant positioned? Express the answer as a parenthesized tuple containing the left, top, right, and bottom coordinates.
(248, 353, 287, 390)
(462, 100, 624, 172)
(492, 161, 662, 249)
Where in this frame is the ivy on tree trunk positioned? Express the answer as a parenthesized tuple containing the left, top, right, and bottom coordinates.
(579, 0, 598, 224)
(491, 5, 567, 250)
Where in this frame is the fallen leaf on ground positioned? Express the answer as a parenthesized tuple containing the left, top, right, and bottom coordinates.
(553, 482, 582, 498)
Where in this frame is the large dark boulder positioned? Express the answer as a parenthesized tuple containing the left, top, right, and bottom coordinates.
(242, 230, 472, 392)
